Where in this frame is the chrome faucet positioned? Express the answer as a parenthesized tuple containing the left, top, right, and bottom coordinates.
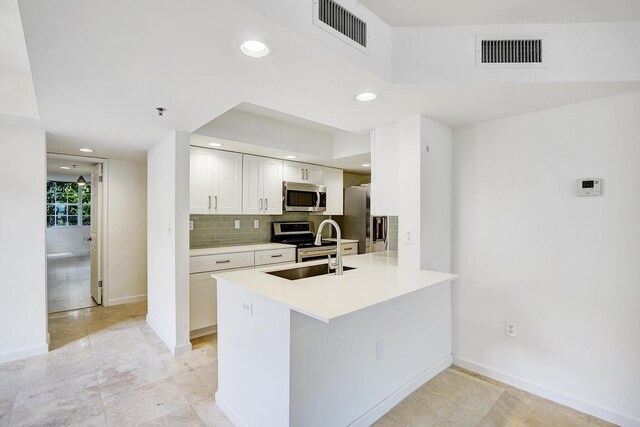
(315, 219, 343, 275)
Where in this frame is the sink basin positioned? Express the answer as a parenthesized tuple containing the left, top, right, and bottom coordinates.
(266, 263, 356, 281)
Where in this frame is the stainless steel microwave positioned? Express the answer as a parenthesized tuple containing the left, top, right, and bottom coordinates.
(283, 182, 327, 212)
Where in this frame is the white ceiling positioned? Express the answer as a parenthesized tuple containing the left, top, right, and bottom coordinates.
(357, 0, 640, 26)
(47, 157, 95, 178)
(5, 0, 640, 170)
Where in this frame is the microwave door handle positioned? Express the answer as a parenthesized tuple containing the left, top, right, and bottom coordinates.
(316, 191, 321, 208)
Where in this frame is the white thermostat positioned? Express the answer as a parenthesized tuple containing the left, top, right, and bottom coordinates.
(576, 178, 602, 196)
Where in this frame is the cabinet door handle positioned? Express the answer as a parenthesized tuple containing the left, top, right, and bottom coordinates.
(265, 198, 268, 211)
(301, 168, 305, 180)
(208, 195, 212, 210)
(216, 260, 231, 264)
(259, 198, 263, 211)
(214, 195, 218, 210)
(270, 254, 283, 258)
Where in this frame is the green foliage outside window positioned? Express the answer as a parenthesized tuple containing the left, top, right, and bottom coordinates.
(46, 181, 91, 227)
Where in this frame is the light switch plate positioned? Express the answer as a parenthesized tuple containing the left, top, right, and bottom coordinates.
(254, 219, 260, 229)
(189, 220, 194, 231)
(234, 219, 240, 229)
(241, 302, 253, 316)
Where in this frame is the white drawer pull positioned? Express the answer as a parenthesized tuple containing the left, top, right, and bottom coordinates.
(216, 260, 231, 264)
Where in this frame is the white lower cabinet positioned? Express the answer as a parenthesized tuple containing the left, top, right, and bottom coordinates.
(189, 246, 295, 337)
(189, 272, 219, 335)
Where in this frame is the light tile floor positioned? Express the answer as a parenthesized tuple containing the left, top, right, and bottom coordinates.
(0, 303, 617, 427)
(47, 253, 97, 313)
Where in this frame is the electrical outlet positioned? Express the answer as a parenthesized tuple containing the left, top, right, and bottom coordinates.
(234, 219, 240, 229)
(254, 219, 260, 229)
(404, 230, 414, 244)
(505, 322, 517, 338)
(189, 220, 194, 231)
(241, 302, 253, 316)
(376, 340, 384, 361)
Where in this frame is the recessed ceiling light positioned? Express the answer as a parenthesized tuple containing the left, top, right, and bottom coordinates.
(362, 163, 371, 167)
(208, 142, 223, 147)
(240, 40, 269, 58)
(60, 166, 71, 170)
(79, 148, 93, 153)
(355, 92, 378, 102)
(286, 155, 297, 159)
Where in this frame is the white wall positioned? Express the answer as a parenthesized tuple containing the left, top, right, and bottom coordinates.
(46, 226, 90, 255)
(452, 91, 640, 426)
(147, 131, 191, 356)
(0, 124, 47, 363)
(420, 116, 452, 272)
(106, 159, 148, 305)
(394, 22, 640, 83)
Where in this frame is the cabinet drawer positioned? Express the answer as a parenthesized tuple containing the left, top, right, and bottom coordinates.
(255, 248, 296, 266)
(342, 242, 358, 256)
(189, 251, 254, 273)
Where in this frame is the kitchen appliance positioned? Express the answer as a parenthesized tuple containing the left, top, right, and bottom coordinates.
(271, 221, 337, 263)
(335, 185, 387, 254)
(283, 182, 327, 212)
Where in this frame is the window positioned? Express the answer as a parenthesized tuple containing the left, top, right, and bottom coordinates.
(46, 181, 91, 227)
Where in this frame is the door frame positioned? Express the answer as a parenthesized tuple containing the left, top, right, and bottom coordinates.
(46, 153, 110, 307)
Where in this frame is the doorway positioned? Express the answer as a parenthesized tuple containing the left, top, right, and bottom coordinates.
(46, 155, 104, 313)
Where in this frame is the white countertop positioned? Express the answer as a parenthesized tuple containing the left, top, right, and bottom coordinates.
(190, 243, 295, 257)
(213, 252, 457, 323)
(322, 238, 359, 244)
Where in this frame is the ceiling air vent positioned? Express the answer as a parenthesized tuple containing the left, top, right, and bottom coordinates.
(314, 0, 368, 52)
(476, 35, 547, 68)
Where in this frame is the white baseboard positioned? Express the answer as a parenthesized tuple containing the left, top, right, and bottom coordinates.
(145, 314, 192, 357)
(350, 354, 453, 427)
(190, 325, 217, 339)
(453, 356, 640, 427)
(108, 294, 147, 306)
(216, 392, 248, 427)
(46, 250, 90, 257)
(0, 343, 49, 364)
(174, 341, 192, 356)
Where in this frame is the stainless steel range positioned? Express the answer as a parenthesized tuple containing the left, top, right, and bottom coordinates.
(271, 221, 337, 263)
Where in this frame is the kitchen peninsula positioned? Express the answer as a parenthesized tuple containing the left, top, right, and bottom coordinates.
(214, 252, 457, 427)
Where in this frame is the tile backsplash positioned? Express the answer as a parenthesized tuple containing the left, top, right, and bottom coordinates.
(388, 216, 398, 251)
(190, 212, 331, 249)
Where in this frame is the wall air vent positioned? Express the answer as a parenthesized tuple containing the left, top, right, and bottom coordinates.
(314, 0, 368, 52)
(476, 35, 547, 69)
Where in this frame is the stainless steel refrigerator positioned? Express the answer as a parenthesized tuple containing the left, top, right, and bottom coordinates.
(335, 185, 388, 254)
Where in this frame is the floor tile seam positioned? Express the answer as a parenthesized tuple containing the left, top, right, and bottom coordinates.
(5, 361, 27, 427)
(474, 388, 509, 426)
(191, 397, 216, 426)
(420, 388, 492, 419)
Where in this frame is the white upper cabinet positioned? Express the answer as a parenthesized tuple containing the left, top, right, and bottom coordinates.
(243, 155, 283, 215)
(283, 161, 324, 185)
(212, 150, 243, 214)
(189, 147, 243, 215)
(262, 157, 283, 215)
(190, 147, 213, 215)
(323, 167, 343, 215)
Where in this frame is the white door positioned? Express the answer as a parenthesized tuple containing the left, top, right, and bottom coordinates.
(305, 164, 325, 185)
(213, 151, 243, 214)
(90, 164, 102, 305)
(262, 158, 283, 214)
(242, 155, 263, 214)
(190, 147, 213, 214)
(283, 161, 306, 183)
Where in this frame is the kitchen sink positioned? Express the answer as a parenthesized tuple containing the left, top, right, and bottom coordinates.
(266, 263, 356, 281)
